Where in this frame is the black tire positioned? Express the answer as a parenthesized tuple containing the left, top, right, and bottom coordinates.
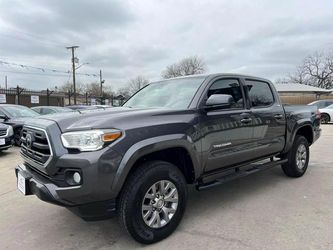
(281, 135, 309, 177)
(118, 160, 188, 244)
(14, 134, 21, 146)
(320, 113, 330, 124)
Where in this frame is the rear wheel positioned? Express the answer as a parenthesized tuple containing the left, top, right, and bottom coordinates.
(320, 113, 330, 124)
(118, 160, 187, 244)
(282, 135, 309, 177)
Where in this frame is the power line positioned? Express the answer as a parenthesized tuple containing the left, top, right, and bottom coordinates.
(0, 69, 72, 77)
(0, 60, 98, 77)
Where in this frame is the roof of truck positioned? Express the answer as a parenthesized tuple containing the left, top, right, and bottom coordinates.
(156, 73, 271, 82)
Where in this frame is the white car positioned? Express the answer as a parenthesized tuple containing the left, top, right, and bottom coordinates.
(319, 104, 333, 123)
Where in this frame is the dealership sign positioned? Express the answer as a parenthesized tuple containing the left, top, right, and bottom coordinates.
(0, 94, 6, 103)
(31, 95, 39, 104)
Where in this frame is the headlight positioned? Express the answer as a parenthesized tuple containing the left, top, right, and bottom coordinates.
(61, 129, 122, 152)
(7, 126, 14, 137)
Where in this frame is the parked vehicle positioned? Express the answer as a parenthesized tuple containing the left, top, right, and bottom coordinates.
(93, 105, 113, 109)
(15, 74, 321, 244)
(0, 123, 14, 151)
(66, 105, 101, 111)
(318, 104, 333, 123)
(31, 106, 73, 115)
(308, 99, 333, 109)
(0, 104, 39, 145)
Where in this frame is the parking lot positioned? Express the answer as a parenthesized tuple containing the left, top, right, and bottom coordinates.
(0, 125, 332, 250)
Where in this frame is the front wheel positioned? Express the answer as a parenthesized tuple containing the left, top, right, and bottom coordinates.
(118, 161, 188, 244)
(282, 135, 309, 177)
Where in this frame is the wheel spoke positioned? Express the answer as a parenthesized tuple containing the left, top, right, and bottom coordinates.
(148, 211, 158, 226)
(164, 182, 171, 193)
(151, 184, 157, 197)
(155, 212, 161, 227)
(161, 207, 170, 223)
(159, 180, 165, 194)
(164, 188, 177, 202)
(301, 152, 307, 159)
(142, 205, 152, 212)
(143, 210, 152, 220)
(145, 193, 154, 200)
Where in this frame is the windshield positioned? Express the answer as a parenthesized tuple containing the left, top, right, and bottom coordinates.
(2, 106, 39, 118)
(326, 104, 333, 109)
(53, 107, 72, 112)
(123, 77, 205, 109)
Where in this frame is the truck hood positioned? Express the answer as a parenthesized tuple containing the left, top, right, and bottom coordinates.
(29, 107, 194, 132)
(5, 117, 37, 127)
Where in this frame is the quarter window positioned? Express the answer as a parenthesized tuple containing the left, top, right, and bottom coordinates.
(245, 80, 274, 107)
(207, 79, 244, 109)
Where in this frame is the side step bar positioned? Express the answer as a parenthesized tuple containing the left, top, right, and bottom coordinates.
(196, 158, 288, 191)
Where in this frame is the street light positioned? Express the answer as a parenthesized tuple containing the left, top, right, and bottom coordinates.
(75, 62, 89, 70)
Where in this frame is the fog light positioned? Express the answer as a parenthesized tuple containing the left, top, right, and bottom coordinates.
(65, 170, 82, 185)
(73, 172, 81, 184)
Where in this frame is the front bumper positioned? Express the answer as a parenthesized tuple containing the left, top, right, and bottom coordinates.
(15, 121, 125, 220)
(15, 164, 117, 220)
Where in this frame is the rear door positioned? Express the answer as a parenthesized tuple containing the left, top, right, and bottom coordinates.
(199, 77, 257, 172)
(244, 79, 286, 157)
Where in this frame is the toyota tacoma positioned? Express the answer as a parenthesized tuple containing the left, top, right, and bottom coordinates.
(15, 74, 321, 244)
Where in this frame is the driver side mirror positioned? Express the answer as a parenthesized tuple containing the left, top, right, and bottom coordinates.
(205, 94, 234, 110)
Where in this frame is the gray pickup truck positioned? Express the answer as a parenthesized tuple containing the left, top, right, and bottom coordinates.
(15, 74, 321, 244)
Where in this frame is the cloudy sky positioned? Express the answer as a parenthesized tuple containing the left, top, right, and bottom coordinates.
(0, 0, 333, 91)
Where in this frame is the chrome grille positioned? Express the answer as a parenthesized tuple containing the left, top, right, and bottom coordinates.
(21, 126, 51, 165)
(0, 129, 7, 137)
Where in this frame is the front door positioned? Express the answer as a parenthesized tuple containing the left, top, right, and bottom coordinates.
(199, 78, 256, 172)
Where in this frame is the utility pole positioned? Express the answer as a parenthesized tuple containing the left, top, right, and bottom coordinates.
(5, 76, 7, 89)
(66, 46, 79, 104)
(99, 69, 105, 104)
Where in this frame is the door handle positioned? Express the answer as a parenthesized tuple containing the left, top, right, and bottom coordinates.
(240, 118, 252, 124)
(274, 114, 283, 120)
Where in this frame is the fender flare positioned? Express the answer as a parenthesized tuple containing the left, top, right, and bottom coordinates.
(110, 134, 201, 197)
(284, 120, 314, 153)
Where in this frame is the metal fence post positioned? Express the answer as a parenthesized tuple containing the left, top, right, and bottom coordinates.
(16, 85, 20, 105)
(68, 90, 71, 105)
(47, 88, 49, 106)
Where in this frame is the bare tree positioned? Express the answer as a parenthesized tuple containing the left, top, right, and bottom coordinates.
(85, 82, 113, 97)
(58, 81, 85, 94)
(288, 65, 311, 85)
(303, 52, 333, 88)
(162, 56, 207, 79)
(274, 78, 289, 84)
(128, 75, 149, 94)
(287, 51, 333, 89)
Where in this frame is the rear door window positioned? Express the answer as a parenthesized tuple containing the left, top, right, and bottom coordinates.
(245, 80, 274, 107)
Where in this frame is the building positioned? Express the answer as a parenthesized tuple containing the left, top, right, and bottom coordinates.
(274, 83, 333, 105)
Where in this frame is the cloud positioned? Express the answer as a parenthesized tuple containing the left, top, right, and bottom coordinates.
(0, 0, 333, 91)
